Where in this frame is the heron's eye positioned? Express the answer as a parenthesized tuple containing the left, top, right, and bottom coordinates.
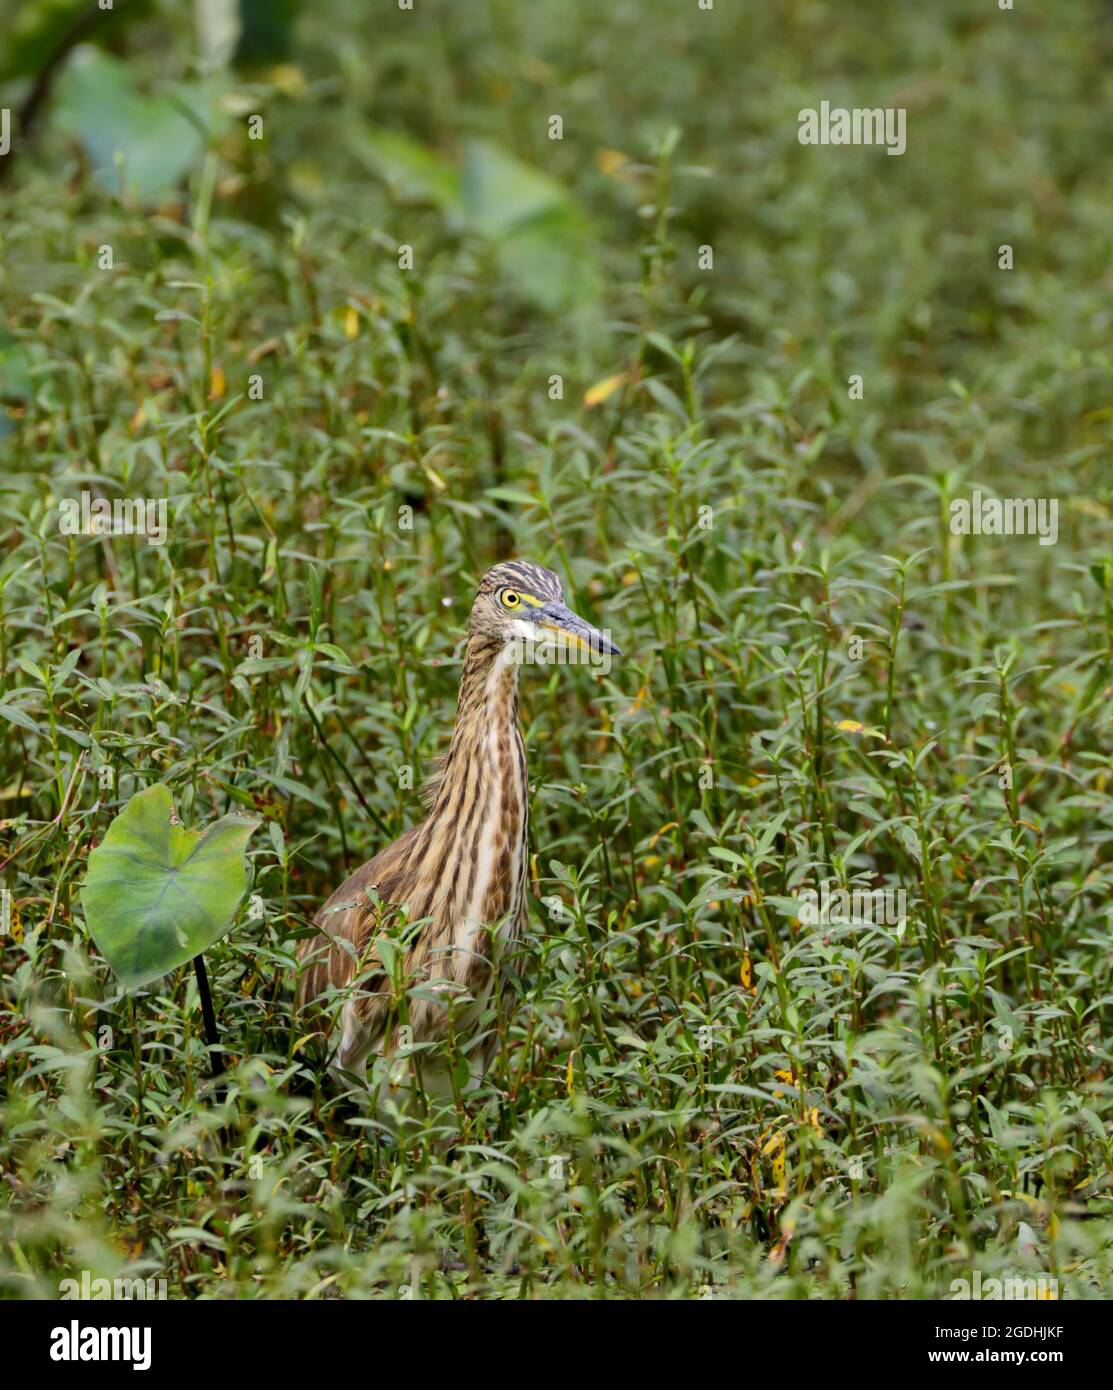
(501, 590, 521, 609)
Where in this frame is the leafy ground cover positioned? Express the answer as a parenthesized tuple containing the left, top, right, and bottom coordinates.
(1, 0, 1112, 1298)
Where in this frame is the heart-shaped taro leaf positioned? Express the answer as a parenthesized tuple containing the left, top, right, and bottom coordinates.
(54, 47, 216, 202)
(82, 784, 260, 989)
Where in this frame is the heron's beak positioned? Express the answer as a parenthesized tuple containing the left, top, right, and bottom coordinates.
(536, 601, 622, 657)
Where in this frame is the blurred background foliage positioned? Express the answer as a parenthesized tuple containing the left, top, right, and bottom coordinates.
(0, 0, 1112, 1299)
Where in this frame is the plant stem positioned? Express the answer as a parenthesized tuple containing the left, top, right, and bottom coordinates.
(193, 954, 226, 1081)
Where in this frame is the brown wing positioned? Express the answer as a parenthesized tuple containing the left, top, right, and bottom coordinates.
(295, 825, 422, 1017)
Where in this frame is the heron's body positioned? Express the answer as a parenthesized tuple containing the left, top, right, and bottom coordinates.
(296, 561, 618, 1113)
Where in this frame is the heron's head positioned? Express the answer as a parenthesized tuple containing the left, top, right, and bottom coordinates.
(469, 560, 621, 661)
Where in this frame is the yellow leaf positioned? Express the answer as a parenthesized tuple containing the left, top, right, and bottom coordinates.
(647, 822, 678, 850)
(740, 951, 754, 993)
(344, 306, 359, 339)
(267, 64, 307, 96)
(584, 372, 628, 408)
(519, 56, 556, 85)
(625, 682, 650, 717)
(926, 1125, 951, 1154)
(834, 718, 888, 740)
(209, 366, 226, 399)
(595, 147, 631, 177)
(761, 1129, 788, 1197)
(289, 162, 323, 198)
(566, 1054, 575, 1095)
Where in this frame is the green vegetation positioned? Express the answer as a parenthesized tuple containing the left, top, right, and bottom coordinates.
(1, 0, 1112, 1299)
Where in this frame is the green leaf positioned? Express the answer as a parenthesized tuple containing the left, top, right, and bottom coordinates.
(461, 141, 597, 308)
(461, 140, 572, 239)
(708, 845, 746, 868)
(54, 47, 212, 201)
(358, 132, 598, 309)
(496, 203, 599, 310)
(1, 1, 85, 80)
(485, 486, 538, 507)
(81, 784, 259, 989)
(0, 702, 43, 736)
(0, 1, 148, 82)
(357, 130, 463, 216)
(0, 331, 33, 400)
(250, 769, 330, 811)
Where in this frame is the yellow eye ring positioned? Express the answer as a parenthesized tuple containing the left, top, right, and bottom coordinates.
(501, 589, 521, 608)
